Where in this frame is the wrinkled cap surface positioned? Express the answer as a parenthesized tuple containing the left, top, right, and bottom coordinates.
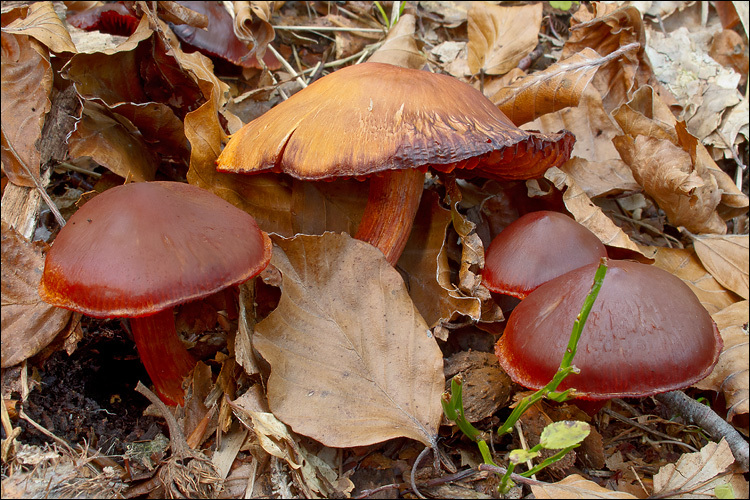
(495, 260, 723, 400)
(217, 62, 574, 180)
(482, 211, 607, 299)
(39, 182, 272, 318)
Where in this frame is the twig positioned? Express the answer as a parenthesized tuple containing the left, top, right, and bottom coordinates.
(655, 391, 749, 472)
(273, 25, 384, 33)
(266, 44, 308, 89)
(134, 382, 190, 456)
(410, 445, 431, 499)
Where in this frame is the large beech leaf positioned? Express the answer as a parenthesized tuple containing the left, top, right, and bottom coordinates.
(3, 1, 76, 53)
(253, 232, 444, 448)
(1, 221, 71, 367)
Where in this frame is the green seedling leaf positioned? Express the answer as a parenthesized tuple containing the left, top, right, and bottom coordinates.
(715, 483, 735, 499)
(539, 421, 590, 450)
(509, 449, 540, 464)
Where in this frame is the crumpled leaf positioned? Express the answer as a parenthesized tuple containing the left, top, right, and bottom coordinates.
(646, 246, 739, 314)
(467, 2, 542, 75)
(544, 166, 646, 257)
(1, 32, 53, 187)
(233, 1, 275, 60)
(399, 190, 481, 328)
(2, 1, 77, 53)
(1, 221, 72, 368)
(613, 86, 749, 234)
(652, 439, 748, 498)
(253, 232, 444, 448)
(531, 473, 638, 499)
(367, 13, 425, 69)
(693, 234, 749, 299)
(493, 44, 639, 126)
(694, 301, 749, 430)
(67, 103, 158, 182)
(563, 3, 670, 112)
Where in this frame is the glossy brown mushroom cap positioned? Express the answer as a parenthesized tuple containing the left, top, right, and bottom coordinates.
(482, 211, 607, 299)
(217, 62, 574, 180)
(39, 182, 273, 318)
(495, 260, 723, 400)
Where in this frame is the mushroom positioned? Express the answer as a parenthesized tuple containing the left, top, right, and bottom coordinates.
(39, 182, 272, 406)
(482, 211, 607, 299)
(495, 260, 723, 407)
(217, 62, 574, 265)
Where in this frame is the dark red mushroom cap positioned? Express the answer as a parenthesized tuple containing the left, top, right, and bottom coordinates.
(216, 62, 574, 181)
(495, 260, 723, 400)
(39, 182, 272, 317)
(482, 211, 607, 299)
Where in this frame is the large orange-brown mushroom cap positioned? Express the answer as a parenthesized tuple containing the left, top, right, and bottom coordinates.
(39, 181, 272, 317)
(216, 62, 574, 180)
(495, 260, 723, 400)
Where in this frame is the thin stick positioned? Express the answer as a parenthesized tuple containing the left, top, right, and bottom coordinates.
(266, 44, 308, 89)
(272, 25, 384, 33)
(410, 445, 431, 499)
(601, 407, 698, 452)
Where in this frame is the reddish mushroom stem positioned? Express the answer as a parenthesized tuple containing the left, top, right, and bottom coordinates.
(354, 168, 424, 266)
(130, 309, 197, 406)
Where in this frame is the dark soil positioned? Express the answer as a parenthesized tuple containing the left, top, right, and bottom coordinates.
(20, 318, 161, 459)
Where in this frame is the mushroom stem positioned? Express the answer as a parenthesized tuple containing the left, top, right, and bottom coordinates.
(130, 309, 197, 406)
(354, 168, 424, 265)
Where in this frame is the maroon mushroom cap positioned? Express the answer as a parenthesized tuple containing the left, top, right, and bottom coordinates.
(39, 181, 272, 317)
(482, 211, 607, 299)
(495, 260, 723, 400)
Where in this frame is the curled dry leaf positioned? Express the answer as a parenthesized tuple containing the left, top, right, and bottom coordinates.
(531, 473, 638, 499)
(67, 103, 158, 182)
(1, 32, 53, 187)
(652, 439, 748, 498)
(253, 232, 444, 448)
(399, 191, 481, 328)
(692, 234, 749, 299)
(467, 2, 542, 76)
(493, 45, 639, 126)
(613, 87, 749, 234)
(694, 301, 749, 430)
(544, 167, 646, 257)
(646, 246, 738, 314)
(2, 1, 77, 53)
(367, 14, 426, 69)
(233, 1, 275, 59)
(1, 222, 72, 368)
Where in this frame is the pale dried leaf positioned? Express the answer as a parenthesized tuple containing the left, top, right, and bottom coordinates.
(367, 14, 425, 69)
(531, 473, 638, 499)
(1, 221, 72, 368)
(1, 33, 53, 187)
(544, 166, 646, 257)
(694, 301, 749, 427)
(3, 1, 77, 53)
(253, 233, 444, 448)
(233, 1, 274, 59)
(652, 439, 747, 498)
(646, 246, 739, 314)
(693, 235, 749, 299)
(467, 2, 542, 75)
(493, 46, 637, 126)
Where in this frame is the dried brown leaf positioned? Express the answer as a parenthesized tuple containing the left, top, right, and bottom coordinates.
(1, 221, 72, 368)
(1, 33, 53, 187)
(613, 87, 749, 234)
(3, 1, 76, 53)
(67, 103, 158, 181)
(253, 232, 444, 448)
(399, 190, 481, 328)
(367, 13, 425, 69)
(467, 2, 542, 76)
(694, 301, 749, 428)
(493, 45, 638, 126)
(646, 246, 739, 314)
(531, 473, 638, 499)
(652, 439, 748, 498)
(693, 235, 749, 299)
(233, 1, 275, 59)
